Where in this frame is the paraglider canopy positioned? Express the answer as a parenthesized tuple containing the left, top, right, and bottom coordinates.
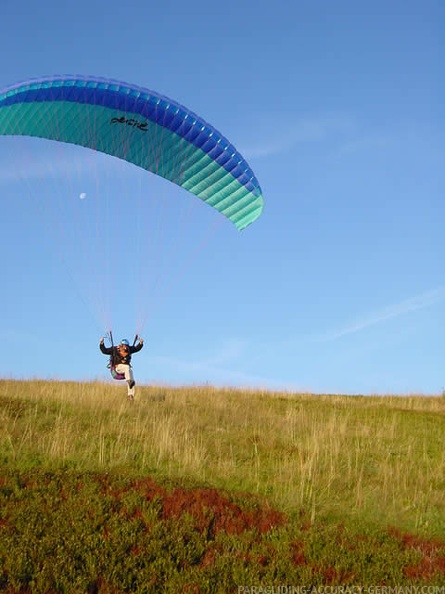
(0, 75, 264, 230)
(0, 75, 264, 340)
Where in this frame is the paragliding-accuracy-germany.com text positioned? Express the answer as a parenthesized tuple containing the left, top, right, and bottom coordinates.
(237, 585, 445, 594)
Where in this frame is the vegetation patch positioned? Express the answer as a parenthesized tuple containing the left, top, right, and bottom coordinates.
(1, 469, 445, 592)
(0, 379, 444, 590)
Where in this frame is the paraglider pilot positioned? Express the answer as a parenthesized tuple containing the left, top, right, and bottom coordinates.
(100, 336, 144, 399)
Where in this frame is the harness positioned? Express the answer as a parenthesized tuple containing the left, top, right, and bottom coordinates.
(107, 331, 138, 380)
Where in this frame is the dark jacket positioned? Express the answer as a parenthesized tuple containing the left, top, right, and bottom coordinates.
(100, 341, 143, 366)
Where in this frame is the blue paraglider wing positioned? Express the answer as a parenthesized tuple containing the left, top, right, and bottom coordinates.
(0, 75, 263, 230)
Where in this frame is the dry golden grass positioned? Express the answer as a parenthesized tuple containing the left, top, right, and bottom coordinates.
(1, 378, 444, 535)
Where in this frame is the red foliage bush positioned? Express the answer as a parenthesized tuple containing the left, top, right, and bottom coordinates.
(389, 528, 445, 580)
(101, 476, 286, 540)
(161, 487, 285, 537)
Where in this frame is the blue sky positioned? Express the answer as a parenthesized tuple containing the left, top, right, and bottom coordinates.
(0, 0, 443, 394)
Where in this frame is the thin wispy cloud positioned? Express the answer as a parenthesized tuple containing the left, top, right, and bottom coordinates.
(149, 339, 283, 388)
(335, 133, 389, 156)
(318, 287, 445, 342)
(0, 139, 138, 185)
(241, 114, 355, 159)
(0, 149, 100, 183)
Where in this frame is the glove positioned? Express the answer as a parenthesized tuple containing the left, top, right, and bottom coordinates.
(100, 337, 105, 345)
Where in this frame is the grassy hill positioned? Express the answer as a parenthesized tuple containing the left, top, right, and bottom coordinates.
(1, 379, 444, 591)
